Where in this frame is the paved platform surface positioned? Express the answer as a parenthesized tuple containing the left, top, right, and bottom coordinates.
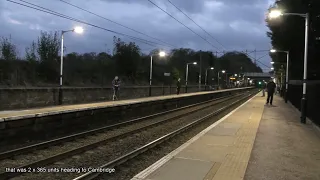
(244, 96, 320, 180)
(132, 94, 320, 180)
(0, 88, 250, 120)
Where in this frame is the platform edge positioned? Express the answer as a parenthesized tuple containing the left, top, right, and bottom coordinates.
(131, 92, 259, 180)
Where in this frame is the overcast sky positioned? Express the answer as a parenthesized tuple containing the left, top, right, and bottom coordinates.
(0, 0, 274, 70)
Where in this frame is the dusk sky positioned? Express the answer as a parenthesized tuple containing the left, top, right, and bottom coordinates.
(0, 0, 274, 70)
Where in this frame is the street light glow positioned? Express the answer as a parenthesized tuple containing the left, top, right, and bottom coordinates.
(271, 61, 275, 64)
(222, 70, 226, 73)
(73, 26, 84, 34)
(159, 51, 166, 57)
(234, 74, 238, 77)
(193, 62, 197, 65)
(269, 10, 283, 19)
(271, 67, 274, 70)
(270, 49, 276, 53)
(210, 67, 214, 70)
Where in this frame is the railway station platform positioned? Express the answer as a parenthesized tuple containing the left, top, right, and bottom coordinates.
(132, 94, 320, 180)
(0, 88, 250, 121)
(1, 87, 254, 143)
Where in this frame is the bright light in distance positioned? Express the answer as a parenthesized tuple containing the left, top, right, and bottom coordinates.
(270, 49, 276, 53)
(249, 80, 253, 83)
(247, 78, 250, 80)
(271, 67, 274, 70)
(210, 67, 214, 70)
(234, 74, 238, 77)
(222, 70, 226, 73)
(193, 62, 197, 65)
(271, 61, 275, 64)
(73, 26, 84, 34)
(269, 10, 283, 19)
(159, 51, 166, 57)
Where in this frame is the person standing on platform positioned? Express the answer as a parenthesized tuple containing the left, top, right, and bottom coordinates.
(266, 79, 276, 105)
(112, 76, 121, 101)
(176, 78, 181, 95)
(262, 82, 266, 97)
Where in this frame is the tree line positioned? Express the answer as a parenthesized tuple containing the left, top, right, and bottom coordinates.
(0, 31, 262, 87)
(267, 0, 320, 81)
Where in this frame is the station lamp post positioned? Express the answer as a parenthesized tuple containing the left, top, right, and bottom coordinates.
(205, 67, 214, 90)
(269, 9, 309, 123)
(59, 26, 84, 105)
(217, 70, 226, 89)
(149, 51, 166, 96)
(270, 49, 290, 103)
(185, 62, 197, 93)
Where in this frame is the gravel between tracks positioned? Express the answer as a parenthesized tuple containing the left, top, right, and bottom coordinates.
(0, 121, 109, 153)
(4, 94, 241, 180)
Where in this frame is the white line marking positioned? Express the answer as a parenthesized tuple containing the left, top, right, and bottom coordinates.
(131, 92, 259, 180)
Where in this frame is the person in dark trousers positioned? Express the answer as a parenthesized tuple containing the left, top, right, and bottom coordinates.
(266, 79, 276, 105)
(176, 78, 181, 95)
(262, 82, 267, 97)
(112, 76, 121, 101)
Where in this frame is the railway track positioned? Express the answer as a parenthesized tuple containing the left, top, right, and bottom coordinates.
(73, 91, 255, 180)
(0, 92, 249, 180)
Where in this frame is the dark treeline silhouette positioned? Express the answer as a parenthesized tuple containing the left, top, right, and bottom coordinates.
(0, 32, 262, 87)
(267, 0, 320, 124)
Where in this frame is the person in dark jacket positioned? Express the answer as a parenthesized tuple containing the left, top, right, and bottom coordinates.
(112, 76, 120, 100)
(266, 79, 276, 105)
(176, 78, 181, 95)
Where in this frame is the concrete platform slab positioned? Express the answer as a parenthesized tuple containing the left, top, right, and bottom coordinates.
(206, 126, 239, 136)
(217, 122, 243, 129)
(192, 135, 235, 146)
(176, 143, 230, 162)
(145, 157, 214, 180)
